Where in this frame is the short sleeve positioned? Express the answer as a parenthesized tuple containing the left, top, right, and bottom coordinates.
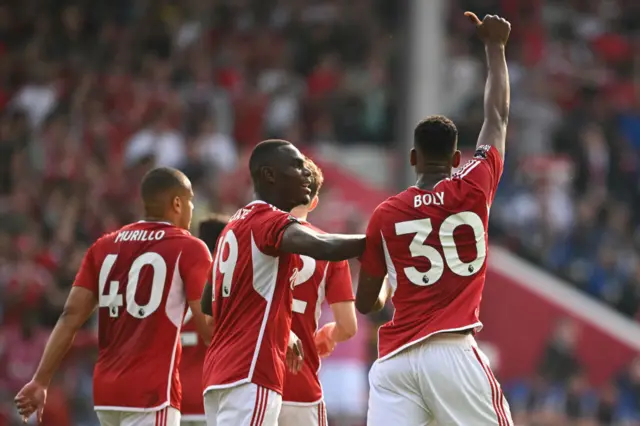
(325, 260, 355, 304)
(456, 145, 504, 204)
(73, 245, 99, 294)
(359, 206, 387, 278)
(252, 206, 299, 256)
(180, 237, 213, 301)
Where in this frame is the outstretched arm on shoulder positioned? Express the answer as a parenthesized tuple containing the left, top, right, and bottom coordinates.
(280, 223, 365, 261)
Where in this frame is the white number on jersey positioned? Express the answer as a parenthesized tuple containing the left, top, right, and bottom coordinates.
(292, 255, 316, 314)
(395, 212, 486, 286)
(98, 252, 167, 318)
(212, 230, 239, 300)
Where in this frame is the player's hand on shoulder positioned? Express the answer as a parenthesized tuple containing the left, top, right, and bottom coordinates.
(465, 11, 511, 46)
(14, 380, 47, 423)
(286, 331, 304, 374)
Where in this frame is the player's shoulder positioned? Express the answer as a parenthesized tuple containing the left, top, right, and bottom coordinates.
(231, 201, 292, 222)
(91, 223, 137, 249)
(452, 145, 501, 179)
(300, 220, 324, 234)
(372, 188, 418, 217)
(472, 144, 494, 160)
(180, 232, 211, 255)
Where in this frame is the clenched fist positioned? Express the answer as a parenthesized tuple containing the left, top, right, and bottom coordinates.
(465, 12, 511, 46)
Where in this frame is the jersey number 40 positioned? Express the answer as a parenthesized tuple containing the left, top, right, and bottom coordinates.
(395, 212, 486, 286)
(98, 252, 167, 318)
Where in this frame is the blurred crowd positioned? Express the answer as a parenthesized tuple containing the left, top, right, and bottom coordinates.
(449, 0, 640, 424)
(2, 0, 640, 424)
(0, 0, 398, 424)
(450, 0, 640, 321)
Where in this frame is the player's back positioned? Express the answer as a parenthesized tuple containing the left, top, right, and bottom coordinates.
(283, 222, 329, 404)
(284, 252, 328, 403)
(75, 221, 209, 410)
(282, 222, 354, 405)
(368, 145, 503, 360)
(203, 201, 300, 395)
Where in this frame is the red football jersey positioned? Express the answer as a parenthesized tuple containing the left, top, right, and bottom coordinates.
(202, 201, 301, 395)
(360, 145, 503, 361)
(282, 222, 354, 404)
(73, 221, 212, 411)
(178, 309, 206, 420)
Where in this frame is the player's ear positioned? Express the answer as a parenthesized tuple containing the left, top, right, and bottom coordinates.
(172, 195, 182, 213)
(261, 166, 276, 184)
(452, 150, 462, 168)
(308, 195, 319, 212)
(410, 148, 417, 166)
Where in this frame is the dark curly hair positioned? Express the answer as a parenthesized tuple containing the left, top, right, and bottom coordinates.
(414, 115, 459, 160)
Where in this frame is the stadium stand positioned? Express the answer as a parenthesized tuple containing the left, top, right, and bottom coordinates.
(448, 0, 640, 424)
(1, 0, 640, 425)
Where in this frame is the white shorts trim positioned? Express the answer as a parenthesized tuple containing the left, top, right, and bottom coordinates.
(367, 333, 512, 426)
(281, 398, 323, 407)
(279, 401, 326, 426)
(202, 378, 250, 395)
(95, 401, 170, 412)
(96, 406, 180, 426)
(180, 414, 205, 421)
(203, 383, 282, 426)
(376, 323, 482, 362)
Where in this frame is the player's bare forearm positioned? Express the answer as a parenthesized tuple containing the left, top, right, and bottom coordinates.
(370, 278, 392, 313)
(200, 282, 213, 316)
(33, 287, 96, 386)
(478, 44, 509, 157)
(32, 318, 79, 386)
(281, 224, 365, 261)
(329, 302, 358, 342)
(356, 271, 386, 314)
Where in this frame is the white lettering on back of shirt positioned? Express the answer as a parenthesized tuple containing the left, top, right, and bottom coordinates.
(115, 230, 165, 243)
(230, 208, 251, 222)
(413, 192, 445, 208)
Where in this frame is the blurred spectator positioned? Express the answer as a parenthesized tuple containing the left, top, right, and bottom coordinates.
(0, 1, 400, 424)
(125, 110, 186, 168)
(538, 318, 582, 387)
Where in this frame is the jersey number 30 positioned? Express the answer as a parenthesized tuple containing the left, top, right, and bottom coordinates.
(395, 212, 486, 286)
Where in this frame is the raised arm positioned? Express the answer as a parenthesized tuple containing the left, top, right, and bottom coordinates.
(280, 223, 365, 261)
(465, 12, 511, 158)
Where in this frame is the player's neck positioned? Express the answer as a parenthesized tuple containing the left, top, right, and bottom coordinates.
(254, 191, 293, 213)
(415, 169, 451, 190)
(143, 215, 175, 226)
(290, 205, 309, 221)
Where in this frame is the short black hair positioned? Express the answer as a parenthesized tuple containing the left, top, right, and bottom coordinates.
(304, 157, 324, 198)
(414, 115, 458, 160)
(198, 214, 230, 251)
(140, 167, 189, 206)
(248, 139, 292, 183)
